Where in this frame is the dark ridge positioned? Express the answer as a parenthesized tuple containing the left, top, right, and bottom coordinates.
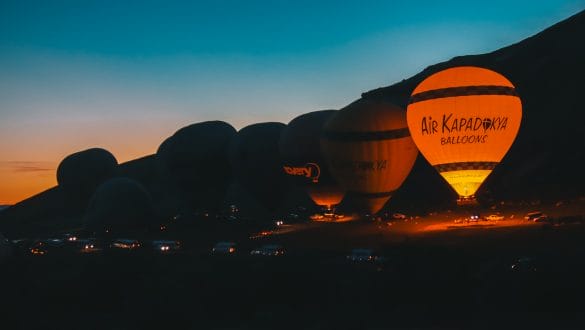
(365, 10, 585, 207)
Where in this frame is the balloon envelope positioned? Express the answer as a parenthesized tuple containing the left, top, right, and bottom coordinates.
(85, 177, 154, 233)
(157, 121, 236, 209)
(280, 110, 344, 209)
(229, 122, 288, 212)
(321, 99, 418, 214)
(157, 121, 236, 186)
(406, 66, 522, 198)
(57, 148, 118, 197)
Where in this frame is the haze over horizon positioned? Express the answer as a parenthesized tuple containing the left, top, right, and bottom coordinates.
(1, 0, 584, 204)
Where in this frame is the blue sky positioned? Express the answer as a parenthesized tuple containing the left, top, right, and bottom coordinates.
(2, 1, 583, 129)
(0, 0, 584, 203)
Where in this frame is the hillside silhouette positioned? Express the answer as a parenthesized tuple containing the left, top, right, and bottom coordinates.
(368, 9, 585, 207)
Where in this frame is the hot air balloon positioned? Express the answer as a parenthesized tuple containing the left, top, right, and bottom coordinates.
(321, 99, 418, 214)
(279, 110, 345, 210)
(57, 148, 118, 198)
(85, 177, 155, 234)
(229, 122, 288, 213)
(157, 121, 236, 210)
(406, 66, 522, 202)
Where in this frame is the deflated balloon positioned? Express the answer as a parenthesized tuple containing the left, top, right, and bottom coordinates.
(279, 110, 345, 209)
(85, 177, 154, 233)
(321, 99, 418, 214)
(406, 66, 522, 199)
(229, 122, 288, 211)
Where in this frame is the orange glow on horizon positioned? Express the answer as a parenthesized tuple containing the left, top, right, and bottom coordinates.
(0, 142, 160, 205)
(0, 115, 193, 205)
(0, 145, 156, 205)
(0, 161, 57, 205)
(0, 113, 293, 205)
(0, 135, 171, 205)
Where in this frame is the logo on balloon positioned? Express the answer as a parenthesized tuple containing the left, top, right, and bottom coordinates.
(419, 114, 509, 146)
(283, 163, 321, 183)
(421, 114, 508, 135)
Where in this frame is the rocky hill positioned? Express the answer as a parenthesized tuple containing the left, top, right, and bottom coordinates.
(371, 10, 585, 207)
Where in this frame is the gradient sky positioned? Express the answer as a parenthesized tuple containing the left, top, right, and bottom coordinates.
(1, 0, 584, 204)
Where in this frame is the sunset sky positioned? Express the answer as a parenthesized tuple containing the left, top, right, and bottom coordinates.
(1, 0, 584, 204)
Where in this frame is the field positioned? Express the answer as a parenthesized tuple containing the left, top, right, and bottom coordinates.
(2, 199, 585, 329)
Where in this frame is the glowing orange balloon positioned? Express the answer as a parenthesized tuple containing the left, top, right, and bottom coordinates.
(406, 66, 522, 199)
(279, 110, 345, 209)
(321, 99, 418, 214)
